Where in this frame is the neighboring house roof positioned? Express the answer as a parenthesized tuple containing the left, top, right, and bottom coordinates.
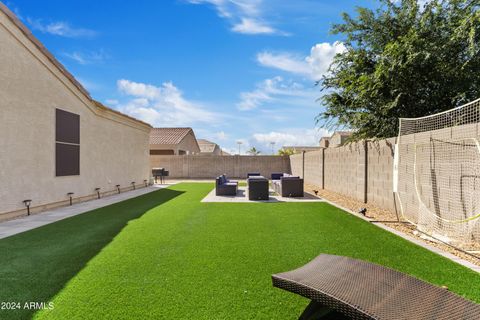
(150, 127, 196, 145)
(197, 139, 218, 153)
(221, 150, 231, 155)
(319, 136, 331, 141)
(0, 3, 151, 129)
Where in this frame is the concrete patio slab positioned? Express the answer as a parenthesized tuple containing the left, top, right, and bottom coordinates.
(0, 184, 172, 240)
(201, 186, 324, 203)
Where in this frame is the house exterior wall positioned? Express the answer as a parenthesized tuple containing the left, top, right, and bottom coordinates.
(177, 132, 200, 154)
(0, 10, 151, 218)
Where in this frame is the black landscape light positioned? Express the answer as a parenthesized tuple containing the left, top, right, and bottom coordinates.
(144, 179, 148, 187)
(359, 208, 367, 216)
(131, 181, 136, 190)
(23, 199, 32, 216)
(67, 192, 74, 206)
(95, 188, 101, 199)
(313, 190, 319, 196)
(116, 184, 121, 194)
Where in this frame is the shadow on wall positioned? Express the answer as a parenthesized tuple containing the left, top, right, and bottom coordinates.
(0, 188, 184, 320)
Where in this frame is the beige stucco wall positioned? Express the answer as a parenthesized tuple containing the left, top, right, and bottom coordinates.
(0, 10, 151, 217)
(150, 155, 291, 178)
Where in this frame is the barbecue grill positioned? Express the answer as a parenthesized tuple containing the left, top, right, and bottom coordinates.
(152, 168, 169, 184)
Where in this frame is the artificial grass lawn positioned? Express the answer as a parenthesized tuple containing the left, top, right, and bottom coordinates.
(0, 183, 478, 319)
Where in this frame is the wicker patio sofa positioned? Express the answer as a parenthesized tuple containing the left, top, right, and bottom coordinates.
(272, 254, 480, 320)
(271, 173, 304, 197)
(215, 174, 238, 196)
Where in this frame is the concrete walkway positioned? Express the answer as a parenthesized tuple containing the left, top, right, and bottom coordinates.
(201, 187, 323, 203)
(0, 184, 172, 240)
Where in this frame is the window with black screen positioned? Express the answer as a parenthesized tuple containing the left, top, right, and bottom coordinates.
(55, 109, 80, 176)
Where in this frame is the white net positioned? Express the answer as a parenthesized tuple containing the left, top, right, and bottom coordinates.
(395, 98, 480, 251)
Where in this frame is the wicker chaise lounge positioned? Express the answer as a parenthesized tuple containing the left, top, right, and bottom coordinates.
(272, 254, 480, 320)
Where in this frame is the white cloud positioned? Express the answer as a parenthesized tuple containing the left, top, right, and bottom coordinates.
(237, 76, 316, 111)
(115, 79, 221, 127)
(257, 41, 346, 80)
(231, 17, 275, 34)
(27, 19, 97, 38)
(63, 50, 107, 65)
(215, 131, 228, 140)
(257, 52, 311, 75)
(252, 128, 330, 150)
(188, 0, 286, 35)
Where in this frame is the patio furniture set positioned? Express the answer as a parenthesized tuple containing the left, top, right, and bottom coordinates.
(215, 172, 304, 200)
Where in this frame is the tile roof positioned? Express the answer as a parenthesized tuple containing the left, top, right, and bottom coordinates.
(197, 139, 218, 153)
(0, 3, 151, 129)
(150, 128, 194, 145)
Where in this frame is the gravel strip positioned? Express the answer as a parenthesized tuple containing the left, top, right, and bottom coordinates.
(304, 183, 480, 268)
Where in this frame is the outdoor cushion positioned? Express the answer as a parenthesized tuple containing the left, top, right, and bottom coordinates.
(281, 176, 300, 180)
(271, 173, 284, 180)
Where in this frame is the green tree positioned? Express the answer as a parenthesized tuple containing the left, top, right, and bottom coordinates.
(319, 0, 480, 139)
(277, 148, 295, 156)
(247, 147, 261, 155)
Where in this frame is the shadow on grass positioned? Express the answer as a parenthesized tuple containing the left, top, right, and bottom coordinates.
(0, 188, 183, 320)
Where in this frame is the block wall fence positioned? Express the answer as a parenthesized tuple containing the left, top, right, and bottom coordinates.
(151, 155, 291, 179)
(290, 138, 398, 213)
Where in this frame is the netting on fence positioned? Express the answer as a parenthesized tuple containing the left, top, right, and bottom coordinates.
(394, 98, 480, 250)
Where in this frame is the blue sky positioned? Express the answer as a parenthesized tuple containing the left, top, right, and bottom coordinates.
(7, 0, 379, 154)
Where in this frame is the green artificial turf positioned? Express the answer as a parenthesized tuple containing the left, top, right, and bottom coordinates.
(0, 183, 478, 319)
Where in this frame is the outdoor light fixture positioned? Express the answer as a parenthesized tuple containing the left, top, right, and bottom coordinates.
(131, 181, 136, 190)
(23, 199, 32, 216)
(116, 184, 121, 194)
(95, 187, 101, 199)
(67, 192, 74, 206)
(359, 208, 367, 216)
(144, 179, 148, 187)
(313, 190, 319, 196)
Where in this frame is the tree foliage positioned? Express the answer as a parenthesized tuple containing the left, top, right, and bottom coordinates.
(247, 147, 261, 155)
(319, 0, 480, 139)
(277, 148, 295, 156)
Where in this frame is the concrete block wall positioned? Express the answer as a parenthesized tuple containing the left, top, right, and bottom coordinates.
(324, 142, 366, 201)
(291, 141, 389, 210)
(366, 138, 396, 211)
(150, 155, 291, 179)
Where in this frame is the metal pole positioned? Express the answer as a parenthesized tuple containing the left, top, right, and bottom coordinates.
(302, 150, 306, 179)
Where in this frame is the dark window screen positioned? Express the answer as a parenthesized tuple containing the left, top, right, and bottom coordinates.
(55, 108, 80, 176)
(56, 143, 80, 176)
(56, 109, 80, 144)
(150, 149, 175, 155)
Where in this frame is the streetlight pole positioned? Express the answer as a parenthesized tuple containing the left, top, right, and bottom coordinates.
(237, 141, 243, 155)
(270, 141, 275, 155)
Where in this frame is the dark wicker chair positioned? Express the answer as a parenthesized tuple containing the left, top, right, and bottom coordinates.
(272, 254, 480, 320)
(272, 176, 304, 197)
(247, 177, 269, 200)
(215, 175, 238, 196)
